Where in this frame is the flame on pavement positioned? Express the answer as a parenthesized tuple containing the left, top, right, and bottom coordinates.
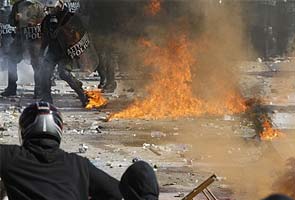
(260, 117, 284, 141)
(112, 35, 246, 120)
(85, 89, 108, 109)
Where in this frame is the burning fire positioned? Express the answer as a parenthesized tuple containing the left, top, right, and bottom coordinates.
(84, 89, 108, 109)
(146, 0, 161, 16)
(112, 35, 246, 120)
(260, 117, 283, 141)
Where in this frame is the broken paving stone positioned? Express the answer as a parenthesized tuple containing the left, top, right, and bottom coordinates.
(174, 192, 185, 198)
(151, 131, 166, 138)
(218, 184, 230, 189)
(162, 182, 177, 186)
(95, 127, 102, 133)
(142, 143, 151, 149)
(78, 144, 88, 153)
(132, 157, 140, 163)
(216, 176, 227, 181)
(3, 132, 10, 136)
(126, 88, 134, 93)
(223, 115, 234, 121)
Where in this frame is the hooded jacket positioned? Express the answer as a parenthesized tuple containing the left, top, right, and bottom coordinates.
(263, 194, 293, 200)
(119, 161, 159, 200)
(0, 139, 122, 200)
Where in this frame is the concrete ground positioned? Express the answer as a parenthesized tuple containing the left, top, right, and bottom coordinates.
(1, 59, 295, 199)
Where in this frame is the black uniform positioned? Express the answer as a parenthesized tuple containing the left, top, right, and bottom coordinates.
(0, 139, 122, 200)
(64, 0, 117, 93)
(1, 0, 43, 97)
(40, 8, 88, 106)
(96, 49, 117, 92)
(0, 4, 14, 72)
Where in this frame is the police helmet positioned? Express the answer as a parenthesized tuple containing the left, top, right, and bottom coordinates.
(44, 0, 64, 8)
(19, 102, 63, 144)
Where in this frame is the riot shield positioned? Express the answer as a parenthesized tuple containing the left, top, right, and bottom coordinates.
(57, 14, 99, 73)
(17, 0, 44, 41)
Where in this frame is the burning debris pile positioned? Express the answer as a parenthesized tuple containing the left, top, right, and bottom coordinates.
(84, 89, 107, 109)
(243, 99, 284, 141)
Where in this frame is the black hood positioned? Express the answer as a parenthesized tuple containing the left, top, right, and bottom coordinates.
(23, 138, 63, 163)
(119, 161, 159, 200)
(263, 194, 293, 200)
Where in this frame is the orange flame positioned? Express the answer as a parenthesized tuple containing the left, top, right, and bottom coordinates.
(112, 35, 246, 120)
(84, 89, 108, 109)
(260, 119, 283, 141)
(146, 0, 161, 16)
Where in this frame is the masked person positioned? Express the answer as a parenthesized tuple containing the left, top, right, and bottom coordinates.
(120, 161, 160, 200)
(1, 0, 43, 98)
(0, 101, 123, 200)
(40, 0, 92, 106)
(263, 194, 293, 200)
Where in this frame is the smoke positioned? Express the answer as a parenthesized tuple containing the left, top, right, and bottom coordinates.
(87, 1, 295, 199)
(189, 1, 251, 102)
(93, 1, 255, 99)
(273, 157, 295, 198)
(0, 61, 34, 86)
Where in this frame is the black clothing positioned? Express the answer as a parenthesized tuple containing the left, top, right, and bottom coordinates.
(2, 0, 42, 96)
(119, 161, 159, 200)
(0, 139, 122, 200)
(263, 194, 293, 200)
(40, 9, 88, 106)
(96, 51, 117, 92)
(0, 5, 14, 72)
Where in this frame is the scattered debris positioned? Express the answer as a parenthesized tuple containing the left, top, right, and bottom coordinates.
(132, 157, 140, 163)
(163, 182, 177, 186)
(126, 88, 135, 93)
(78, 144, 88, 153)
(151, 131, 166, 138)
(174, 192, 185, 197)
(223, 115, 234, 121)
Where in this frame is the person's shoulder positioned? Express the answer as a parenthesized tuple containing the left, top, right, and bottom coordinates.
(64, 151, 89, 163)
(0, 144, 22, 156)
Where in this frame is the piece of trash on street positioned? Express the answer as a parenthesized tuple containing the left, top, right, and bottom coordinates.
(151, 131, 166, 138)
(78, 144, 88, 153)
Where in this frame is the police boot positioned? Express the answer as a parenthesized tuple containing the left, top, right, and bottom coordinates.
(59, 69, 89, 107)
(1, 86, 17, 97)
(33, 86, 42, 99)
(2, 65, 18, 96)
(80, 93, 89, 108)
(97, 70, 106, 89)
(103, 81, 117, 93)
(1, 79, 17, 97)
(33, 73, 42, 99)
(41, 95, 53, 104)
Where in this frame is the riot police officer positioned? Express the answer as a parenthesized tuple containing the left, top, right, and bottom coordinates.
(1, 0, 43, 98)
(0, 0, 14, 74)
(40, 0, 90, 106)
(63, 0, 117, 93)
